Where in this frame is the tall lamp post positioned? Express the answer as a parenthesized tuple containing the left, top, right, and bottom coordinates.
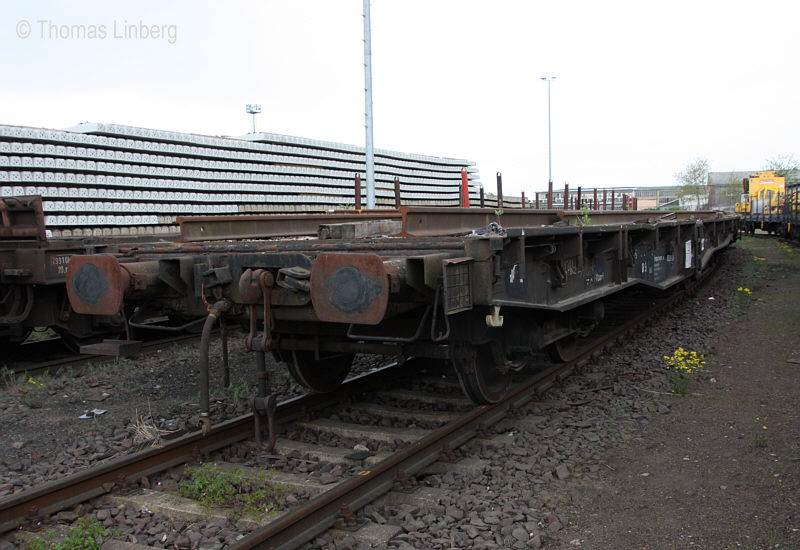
(245, 104, 261, 134)
(540, 76, 555, 185)
(363, 0, 376, 209)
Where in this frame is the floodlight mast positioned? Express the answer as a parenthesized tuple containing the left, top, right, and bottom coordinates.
(246, 104, 261, 134)
(363, 0, 375, 209)
(539, 77, 555, 185)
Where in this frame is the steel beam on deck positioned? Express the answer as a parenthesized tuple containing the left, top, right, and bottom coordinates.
(178, 212, 402, 242)
(177, 208, 731, 242)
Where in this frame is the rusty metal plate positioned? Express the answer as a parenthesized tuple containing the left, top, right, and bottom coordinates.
(442, 257, 472, 314)
(0, 196, 46, 241)
(310, 253, 388, 325)
(66, 255, 124, 315)
(79, 339, 142, 357)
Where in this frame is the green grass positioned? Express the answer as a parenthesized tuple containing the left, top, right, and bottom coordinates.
(178, 463, 290, 519)
(18, 517, 119, 550)
(211, 379, 255, 406)
(0, 365, 17, 388)
(82, 356, 131, 377)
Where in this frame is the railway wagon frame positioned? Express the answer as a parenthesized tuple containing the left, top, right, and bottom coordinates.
(64, 207, 740, 418)
(0, 195, 177, 347)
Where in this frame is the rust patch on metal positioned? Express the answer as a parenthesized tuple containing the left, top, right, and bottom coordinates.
(0, 196, 46, 241)
(310, 253, 388, 325)
(66, 255, 125, 315)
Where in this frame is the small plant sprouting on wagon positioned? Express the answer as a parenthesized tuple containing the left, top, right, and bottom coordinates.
(580, 203, 592, 226)
(663, 347, 705, 395)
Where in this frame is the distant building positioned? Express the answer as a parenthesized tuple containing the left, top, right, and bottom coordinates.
(629, 186, 681, 210)
(707, 171, 750, 211)
(530, 186, 681, 210)
(525, 171, 800, 211)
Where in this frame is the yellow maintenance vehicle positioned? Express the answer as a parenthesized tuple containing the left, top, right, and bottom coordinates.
(735, 170, 785, 234)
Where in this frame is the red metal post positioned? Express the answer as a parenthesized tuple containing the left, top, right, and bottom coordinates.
(633, 197, 638, 210)
(622, 193, 628, 211)
(496, 172, 504, 209)
(603, 189, 607, 210)
(355, 173, 362, 210)
(547, 180, 553, 209)
(564, 183, 569, 210)
(611, 190, 615, 210)
(460, 168, 470, 208)
(593, 188, 598, 210)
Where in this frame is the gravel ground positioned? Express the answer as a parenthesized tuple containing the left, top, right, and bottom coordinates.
(308, 241, 779, 550)
(0, 340, 387, 493)
(2, 237, 794, 550)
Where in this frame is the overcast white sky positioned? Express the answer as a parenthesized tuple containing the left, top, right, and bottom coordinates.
(1, 0, 797, 195)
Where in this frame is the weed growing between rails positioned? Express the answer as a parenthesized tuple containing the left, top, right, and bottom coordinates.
(178, 462, 291, 521)
(211, 378, 255, 406)
(17, 516, 120, 550)
(663, 347, 706, 394)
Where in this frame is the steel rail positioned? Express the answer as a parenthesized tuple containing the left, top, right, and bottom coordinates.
(229, 261, 721, 549)
(0, 258, 723, 542)
(230, 358, 560, 550)
(0, 363, 408, 534)
(6, 332, 203, 377)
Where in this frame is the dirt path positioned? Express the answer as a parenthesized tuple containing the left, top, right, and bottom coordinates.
(551, 236, 800, 549)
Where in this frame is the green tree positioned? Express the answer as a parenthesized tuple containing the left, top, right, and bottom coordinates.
(723, 171, 743, 207)
(674, 158, 709, 210)
(763, 154, 799, 181)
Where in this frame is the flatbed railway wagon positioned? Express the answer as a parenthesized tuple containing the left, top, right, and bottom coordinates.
(0, 122, 483, 351)
(64, 207, 740, 422)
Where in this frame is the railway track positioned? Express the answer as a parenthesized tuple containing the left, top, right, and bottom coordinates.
(3, 332, 207, 378)
(0, 261, 711, 549)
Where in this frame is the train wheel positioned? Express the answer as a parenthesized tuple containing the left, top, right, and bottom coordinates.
(282, 350, 354, 393)
(453, 344, 511, 404)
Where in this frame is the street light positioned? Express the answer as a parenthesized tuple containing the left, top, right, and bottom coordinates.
(363, 0, 376, 209)
(245, 104, 261, 134)
(540, 77, 556, 185)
